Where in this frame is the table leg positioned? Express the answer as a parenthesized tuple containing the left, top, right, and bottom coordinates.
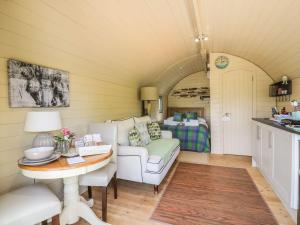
(80, 196, 94, 208)
(60, 176, 109, 225)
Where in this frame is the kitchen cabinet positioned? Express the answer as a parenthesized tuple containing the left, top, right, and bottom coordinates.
(261, 127, 274, 180)
(252, 119, 300, 222)
(252, 124, 262, 167)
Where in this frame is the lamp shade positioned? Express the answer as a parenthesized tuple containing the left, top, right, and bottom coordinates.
(140, 87, 158, 100)
(24, 111, 62, 132)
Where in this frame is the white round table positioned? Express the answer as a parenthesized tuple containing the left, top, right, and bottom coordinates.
(19, 150, 113, 225)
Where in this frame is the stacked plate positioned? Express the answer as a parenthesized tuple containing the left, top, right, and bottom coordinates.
(19, 147, 61, 166)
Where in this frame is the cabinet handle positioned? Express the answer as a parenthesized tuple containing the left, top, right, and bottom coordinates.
(268, 131, 273, 148)
(256, 126, 260, 140)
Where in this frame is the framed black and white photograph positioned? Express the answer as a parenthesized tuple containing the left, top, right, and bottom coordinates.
(8, 59, 70, 108)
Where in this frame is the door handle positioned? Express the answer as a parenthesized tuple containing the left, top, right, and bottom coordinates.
(223, 113, 231, 117)
(256, 126, 260, 140)
(222, 113, 231, 122)
(268, 131, 273, 148)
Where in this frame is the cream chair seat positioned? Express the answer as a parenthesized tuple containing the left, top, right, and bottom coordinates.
(0, 184, 61, 225)
(79, 123, 118, 223)
(80, 163, 116, 187)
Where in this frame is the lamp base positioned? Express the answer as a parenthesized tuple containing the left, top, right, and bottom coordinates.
(32, 132, 54, 147)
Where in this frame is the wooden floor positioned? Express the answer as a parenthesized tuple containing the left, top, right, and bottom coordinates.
(75, 151, 295, 225)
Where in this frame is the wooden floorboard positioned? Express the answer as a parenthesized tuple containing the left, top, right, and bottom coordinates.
(73, 152, 295, 225)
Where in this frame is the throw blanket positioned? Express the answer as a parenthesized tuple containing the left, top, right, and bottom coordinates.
(162, 124, 210, 152)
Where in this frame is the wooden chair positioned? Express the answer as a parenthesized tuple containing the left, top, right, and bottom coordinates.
(79, 123, 118, 222)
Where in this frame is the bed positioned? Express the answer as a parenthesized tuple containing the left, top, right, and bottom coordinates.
(162, 107, 210, 152)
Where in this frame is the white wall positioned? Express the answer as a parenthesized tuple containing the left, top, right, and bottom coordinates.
(168, 71, 210, 121)
(210, 53, 274, 154)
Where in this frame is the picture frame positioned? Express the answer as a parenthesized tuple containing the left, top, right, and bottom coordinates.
(8, 59, 70, 108)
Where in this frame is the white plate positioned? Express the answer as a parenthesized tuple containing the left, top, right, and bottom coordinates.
(18, 153, 61, 166)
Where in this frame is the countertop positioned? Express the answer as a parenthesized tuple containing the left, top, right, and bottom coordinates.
(252, 118, 300, 135)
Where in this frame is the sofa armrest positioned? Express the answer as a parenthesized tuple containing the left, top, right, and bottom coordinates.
(161, 130, 172, 139)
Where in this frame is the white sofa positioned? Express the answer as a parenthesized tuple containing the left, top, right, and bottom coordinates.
(110, 116, 180, 190)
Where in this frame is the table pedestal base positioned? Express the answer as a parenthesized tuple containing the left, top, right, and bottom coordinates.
(60, 176, 108, 225)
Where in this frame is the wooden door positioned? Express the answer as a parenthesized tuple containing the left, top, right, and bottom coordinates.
(222, 70, 253, 155)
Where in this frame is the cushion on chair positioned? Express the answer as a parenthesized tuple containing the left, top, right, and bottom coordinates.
(128, 127, 143, 146)
(147, 122, 161, 140)
(79, 162, 116, 187)
(135, 122, 151, 146)
(112, 118, 134, 146)
(0, 184, 61, 225)
(146, 155, 164, 173)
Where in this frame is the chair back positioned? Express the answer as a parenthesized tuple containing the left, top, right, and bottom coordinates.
(88, 123, 118, 164)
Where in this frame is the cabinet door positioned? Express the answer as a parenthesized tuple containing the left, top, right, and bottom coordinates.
(273, 129, 292, 207)
(261, 128, 274, 180)
(252, 123, 262, 167)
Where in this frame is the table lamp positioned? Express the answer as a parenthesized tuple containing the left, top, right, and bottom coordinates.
(140, 87, 158, 116)
(24, 111, 62, 147)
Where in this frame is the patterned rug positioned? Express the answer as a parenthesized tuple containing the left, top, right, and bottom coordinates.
(152, 163, 278, 225)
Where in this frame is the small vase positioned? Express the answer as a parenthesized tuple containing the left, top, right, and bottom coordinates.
(57, 141, 70, 154)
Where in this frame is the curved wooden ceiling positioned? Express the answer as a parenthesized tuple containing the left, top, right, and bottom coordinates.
(2, 0, 299, 87)
(199, 0, 300, 82)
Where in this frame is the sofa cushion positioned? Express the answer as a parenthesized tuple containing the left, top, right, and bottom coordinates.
(146, 155, 163, 173)
(112, 118, 134, 146)
(134, 116, 151, 124)
(147, 122, 161, 140)
(135, 122, 151, 146)
(128, 128, 142, 146)
(146, 138, 180, 164)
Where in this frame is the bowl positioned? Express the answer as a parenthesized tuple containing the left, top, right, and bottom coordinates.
(24, 147, 54, 160)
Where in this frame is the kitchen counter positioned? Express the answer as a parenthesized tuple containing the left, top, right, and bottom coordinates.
(252, 118, 300, 135)
(252, 118, 300, 222)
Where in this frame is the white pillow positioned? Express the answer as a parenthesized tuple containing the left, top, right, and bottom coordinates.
(198, 117, 208, 127)
(134, 116, 151, 124)
(112, 118, 134, 146)
(135, 122, 151, 146)
(164, 119, 179, 126)
(184, 119, 199, 127)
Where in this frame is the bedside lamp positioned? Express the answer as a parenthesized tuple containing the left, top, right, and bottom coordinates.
(24, 111, 62, 147)
(141, 87, 158, 116)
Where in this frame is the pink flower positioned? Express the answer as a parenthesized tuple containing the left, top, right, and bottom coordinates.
(61, 128, 71, 136)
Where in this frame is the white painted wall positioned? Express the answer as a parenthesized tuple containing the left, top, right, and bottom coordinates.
(210, 53, 274, 154)
(168, 71, 210, 122)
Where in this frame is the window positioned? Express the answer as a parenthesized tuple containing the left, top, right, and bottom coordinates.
(158, 96, 163, 113)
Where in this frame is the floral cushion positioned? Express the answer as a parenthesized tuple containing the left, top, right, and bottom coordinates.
(128, 128, 142, 146)
(135, 122, 151, 146)
(147, 122, 161, 140)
